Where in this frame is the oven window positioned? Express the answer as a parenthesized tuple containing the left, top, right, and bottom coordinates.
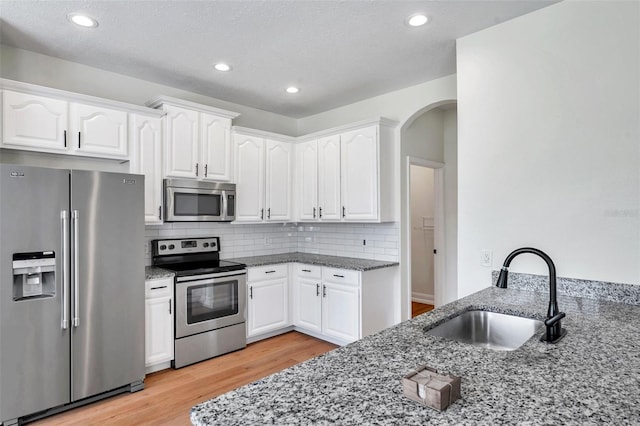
(187, 281, 238, 324)
(174, 192, 221, 217)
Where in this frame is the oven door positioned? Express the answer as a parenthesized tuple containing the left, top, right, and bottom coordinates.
(175, 271, 246, 339)
(165, 186, 224, 221)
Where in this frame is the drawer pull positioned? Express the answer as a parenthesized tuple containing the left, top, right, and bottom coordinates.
(150, 286, 167, 290)
(265, 270, 276, 274)
(333, 274, 344, 278)
(302, 269, 311, 272)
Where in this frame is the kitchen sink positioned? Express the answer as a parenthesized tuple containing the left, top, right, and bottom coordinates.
(425, 310, 544, 351)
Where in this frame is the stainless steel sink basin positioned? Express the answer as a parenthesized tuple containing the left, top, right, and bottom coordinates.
(425, 310, 543, 351)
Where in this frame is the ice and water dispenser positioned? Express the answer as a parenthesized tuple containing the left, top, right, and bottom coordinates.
(12, 251, 56, 300)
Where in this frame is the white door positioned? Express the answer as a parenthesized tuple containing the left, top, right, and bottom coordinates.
(317, 135, 341, 221)
(233, 134, 265, 222)
(164, 105, 199, 178)
(130, 114, 163, 224)
(145, 294, 174, 367)
(322, 282, 360, 343)
(2, 91, 68, 152)
(341, 126, 378, 221)
(200, 113, 232, 181)
(247, 278, 289, 337)
(294, 278, 322, 333)
(297, 140, 318, 221)
(265, 139, 292, 221)
(70, 103, 128, 158)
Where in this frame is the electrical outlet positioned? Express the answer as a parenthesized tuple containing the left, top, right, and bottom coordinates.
(481, 250, 492, 267)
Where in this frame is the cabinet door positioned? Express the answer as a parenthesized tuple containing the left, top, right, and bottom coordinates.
(293, 277, 322, 333)
(200, 113, 232, 181)
(341, 126, 378, 221)
(2, 91, 68, 151)
(317, 135, 341, 221)
(297, 140, 318, 221)
(130, 114, 163, 224)
(145, 295, 174, 367)
(322, 282, 360, 343)
(164, 105, 199, 178)
(265, 139, 292, 222)
(247, 278, 289, 337)
(233, 133, 265, 222)
(70, 103, 128, 158)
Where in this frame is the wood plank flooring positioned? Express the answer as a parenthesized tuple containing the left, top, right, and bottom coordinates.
(412, 301, 434, 317)
(32, 332, 337, 426)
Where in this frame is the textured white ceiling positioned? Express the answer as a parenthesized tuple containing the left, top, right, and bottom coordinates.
(0, 0, 556, 118)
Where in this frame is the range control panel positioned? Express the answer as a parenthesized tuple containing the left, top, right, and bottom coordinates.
(153, 237, 220, 256)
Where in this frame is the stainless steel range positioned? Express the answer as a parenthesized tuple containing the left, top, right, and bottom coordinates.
(151, 237, 246, 368)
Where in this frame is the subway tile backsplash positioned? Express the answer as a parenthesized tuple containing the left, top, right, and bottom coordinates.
(144, 222, 399, 265)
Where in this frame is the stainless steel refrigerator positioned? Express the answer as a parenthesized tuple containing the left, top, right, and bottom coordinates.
(0, 164, 145, 424)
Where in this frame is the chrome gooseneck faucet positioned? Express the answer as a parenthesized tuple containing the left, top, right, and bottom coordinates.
(495, 247, 567, 343)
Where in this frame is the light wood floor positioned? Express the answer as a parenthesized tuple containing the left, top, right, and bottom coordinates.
(412, 301, 434, 317)
(32, 332, 337, 426)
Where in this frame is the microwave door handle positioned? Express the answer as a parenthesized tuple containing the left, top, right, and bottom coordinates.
(222, 191, 228, 220)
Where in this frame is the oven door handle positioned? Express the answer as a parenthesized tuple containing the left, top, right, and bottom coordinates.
(175, 271, 247, 283)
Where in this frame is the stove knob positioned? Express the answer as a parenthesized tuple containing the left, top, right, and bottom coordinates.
(168, 244, 175, 250)
(203, 243, 209, 248)
(159, 245, 167, 250)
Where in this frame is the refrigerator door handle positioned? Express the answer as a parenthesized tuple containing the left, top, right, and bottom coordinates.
(61, 210, 70, 330)
(72, 209, 80, 328)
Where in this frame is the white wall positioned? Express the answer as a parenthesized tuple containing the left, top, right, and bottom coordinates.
(0, 45, 298, 135)
(457, 0, 640, 296)
(297, 75, 457, 134)
(410, 165, 435, 300)
(443, 108, 458, 302)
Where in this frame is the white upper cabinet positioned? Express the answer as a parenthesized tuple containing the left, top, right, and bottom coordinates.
(146, 96, 239, 181)
(130, 114, 163, 224)
(2, 91, 68, 151)
(1, 81, 164, 160)
(163, 105, 199, 178)
(201, 113, 232, 181)
(265, 139, 292, 221)
(233, 129, 292, 223)
(317, 135, 342, 221)
(296, 140, 319, 221)
(294, 120, 395, 223)
(70, 103, 128, 158)
(340, 125, 378, 221)
(233, 133, 265, 222)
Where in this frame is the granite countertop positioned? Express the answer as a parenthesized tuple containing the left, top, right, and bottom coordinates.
(144, 265, 174, 280)
(228, 252, 399, 271)
(191, 284, 640, 425)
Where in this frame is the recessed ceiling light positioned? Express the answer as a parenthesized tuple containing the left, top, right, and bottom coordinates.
(68, 13, 99, 28)
(407, 13, 428, 27)
(214, 63, 231, 72)
(286, 86, 300, 94)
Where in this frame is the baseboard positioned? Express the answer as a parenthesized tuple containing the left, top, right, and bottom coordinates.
(412, 291, 434, 305)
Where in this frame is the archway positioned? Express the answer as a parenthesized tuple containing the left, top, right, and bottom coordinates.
(398, 100, 457, 320)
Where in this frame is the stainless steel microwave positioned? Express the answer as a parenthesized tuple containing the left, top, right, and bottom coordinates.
(164, 179, 236, 222)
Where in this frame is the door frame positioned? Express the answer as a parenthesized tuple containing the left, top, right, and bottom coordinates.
(405, 157, 446, 314)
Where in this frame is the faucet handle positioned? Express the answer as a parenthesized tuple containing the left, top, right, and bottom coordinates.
(544, 312, 565, 327)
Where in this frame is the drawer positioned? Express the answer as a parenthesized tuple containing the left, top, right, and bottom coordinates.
(248, 263, 288, 281)
(145, 278, 172, 298)
(322, 267, 359, 286)
(293, 263, 321, 279)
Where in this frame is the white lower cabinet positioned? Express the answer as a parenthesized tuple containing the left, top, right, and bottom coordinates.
(292, 263, 399, 346)
(246, 264, 289, 338)
(145, 277, 174, 373)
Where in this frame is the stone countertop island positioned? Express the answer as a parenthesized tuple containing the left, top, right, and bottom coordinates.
(191, 280, 640, 425)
